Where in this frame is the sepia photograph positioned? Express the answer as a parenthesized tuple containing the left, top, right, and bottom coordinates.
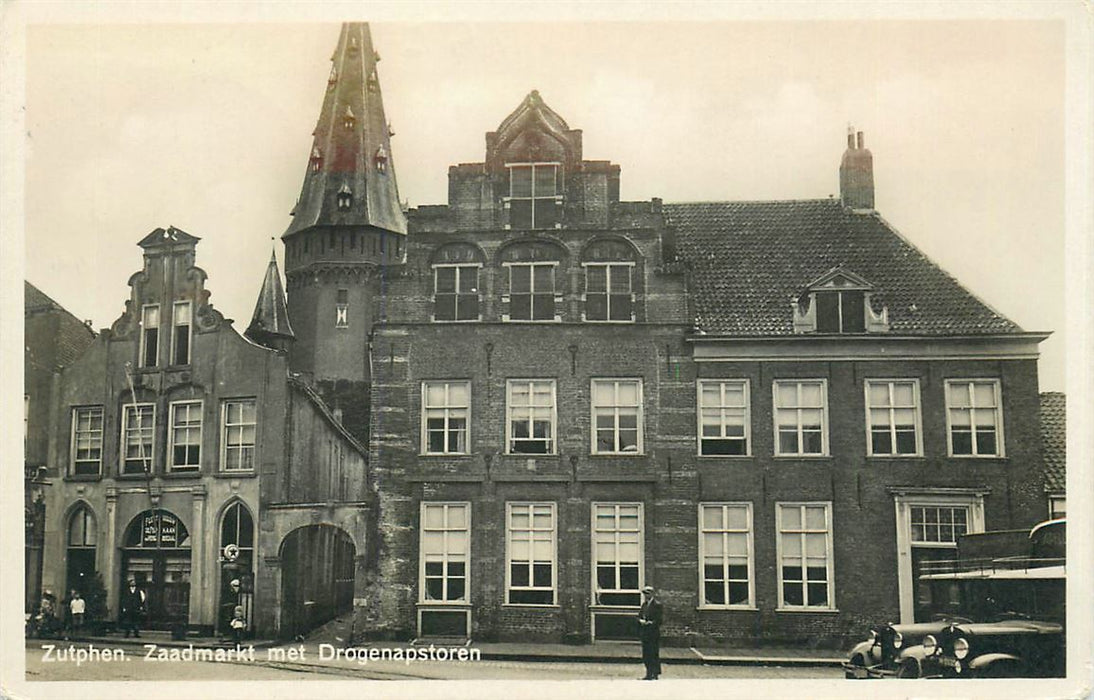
(3, 3, 1092, 699)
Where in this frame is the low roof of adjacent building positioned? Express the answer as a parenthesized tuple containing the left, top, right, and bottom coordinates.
(666, 199, 1023, 336)
(1040, 391, 1065, 493)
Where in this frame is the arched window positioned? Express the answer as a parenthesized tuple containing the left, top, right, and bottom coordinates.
(66, 506, 97, 594)
(220, 502, 254, 562)
(219, 502, 255, 634)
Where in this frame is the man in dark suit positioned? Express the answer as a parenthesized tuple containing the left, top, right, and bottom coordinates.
(638, 585, 663, 680)
(119, 579, 146, 638)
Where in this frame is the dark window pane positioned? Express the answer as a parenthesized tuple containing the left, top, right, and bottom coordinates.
(806, 566, 827, 582)
(512, 439, 549, 454)
(778, 430, 798, 454)
(597, 565, 615, 589)
(534, 165, 556, 196)
(807, 582, 828, 606)
(586, 294, 608, 321)
(456, 295, 479, 320)
(510, 294, 531, 320)
(803, 430, 823, 454)
(783, 582, 803, 606)
(951, 430, 973, 455)
(609, 294, 633, 321)
(434, 295, 455, 321)
(586, 267, 607, 293)
(436, 268, 456, 293)
(619, 565, 639, 590)
(841, 291, 865, 332)
(976, 429, 997, 455)
(871, 429, 892, 454)
(533, 563, 552, 587)
(783, 566, 802, 582)
(701, 438, 746, 456)
(705, 582, 725, 605)
(728, 582, 750, 605)
(425, 562, 443, 576)
(425, 579, 443, 600)
(895, 429, 917, 454)
(727, 564, 749, 580)
(510, 167, 532, 197)
(447, 578, 465, 600)
(511, 563, 529, 587)
(532, 294, 555, 320)
(458, 268, 477, 293)
(448, 561, 465, 577)
(143, 330, 158, 366)
(703, 564, 723, 582)
(532, 265, 553, 292)
(174, 327, 189, 364)
(510, 200, 532, 228)
(534, 200, 561, 229)
(511, 266, 531, 293)
(510, 589, 553, 605)
(815, 292, 839, 332)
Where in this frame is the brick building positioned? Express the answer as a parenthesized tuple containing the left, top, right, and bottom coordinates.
(1040, 392, 1066, 519)
(270, 24, 1052, 646)
(25, 282, 96, 613)
(39, 228, 370, 638)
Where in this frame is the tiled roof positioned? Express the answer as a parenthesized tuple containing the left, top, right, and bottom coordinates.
(665, 199, 1022, 336)
(1040, 392, 1065, 493)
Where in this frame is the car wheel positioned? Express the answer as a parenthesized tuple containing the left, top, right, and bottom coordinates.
(844, 655, 867, 679)
(896, 659, 921, 679)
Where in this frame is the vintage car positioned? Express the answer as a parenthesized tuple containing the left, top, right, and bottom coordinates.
(844, 519, 1065, 679)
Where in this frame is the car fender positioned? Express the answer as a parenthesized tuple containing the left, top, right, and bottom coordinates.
(848, 640, 879, 662)
(969, 652, 1023, 671)
(897, 644, 929, 662)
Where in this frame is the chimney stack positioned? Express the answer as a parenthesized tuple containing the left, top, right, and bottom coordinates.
(840, 126, 875, 210)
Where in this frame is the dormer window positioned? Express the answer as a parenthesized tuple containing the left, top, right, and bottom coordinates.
(310, 147, 322, 173)
(505, 162, 561, 229)
(337, 183, 353, 210)
(375, 145, 388, 173)
(793, 268, 888, 334)
(327, 65, 338, 87)
(367, 70, 379, 92)
(343, 105, 356, 130)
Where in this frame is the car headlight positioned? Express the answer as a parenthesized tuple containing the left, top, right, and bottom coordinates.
(953, 637, 970, 660)
(892, 631, 903, 649)
(923, 635, 938, 656)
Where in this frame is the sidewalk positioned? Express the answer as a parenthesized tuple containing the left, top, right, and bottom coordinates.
(33, 631, 844, 667)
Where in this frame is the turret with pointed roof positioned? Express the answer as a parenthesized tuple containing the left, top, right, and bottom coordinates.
(245, 250, 294, 351)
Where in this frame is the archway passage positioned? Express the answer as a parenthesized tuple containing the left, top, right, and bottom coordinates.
(279, 525, 355, 639)
(121, 510, 191, 628)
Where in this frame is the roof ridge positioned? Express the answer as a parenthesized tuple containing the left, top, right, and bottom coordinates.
(664, 198, 835, 206)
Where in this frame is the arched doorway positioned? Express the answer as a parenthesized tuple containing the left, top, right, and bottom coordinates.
(279, 525, 355, 639)
(121, 510, 191, 628)
(217, 502, 255, 636)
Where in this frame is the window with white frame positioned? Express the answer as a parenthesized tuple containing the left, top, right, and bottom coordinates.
(507, 263, 556, 321)
(335, 289, 349, 328)
(172, 301, 192, 365)
(776, 502, 834, 609)
(909, 505, 969, 544)
(1048, 497, 1066, 520)
(71, 406, 104, 476)
(815, 289, 866, 333)
(168, 400, 202, 472)
(221, 399, 256, 472)
(592, 379, 643, 454)
(593, 503, 642, 606)
(699, 503, 754, 607)
(773, 380, 827, 456)
(140, 305, 160, 367)
(865, 380, 921, 456)
(506, 503, 556, 605)
(507, 380, 556, 454)
(420, 503, 469, 603)
(946, 380, 1003, 456)
(699, 380, 750, 456)
(584, 263, 633, 321)
(422, 381, 470, 455)
(121, 403, 155, 475)
(507, 163, 561, 229)
(433, 265, 480, 321)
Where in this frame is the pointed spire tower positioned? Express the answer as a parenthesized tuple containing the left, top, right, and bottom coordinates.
(281, 23, 406, 406)
(245, 249, 294, 352)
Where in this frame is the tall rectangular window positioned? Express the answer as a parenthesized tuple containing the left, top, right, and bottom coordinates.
(773, 380, 827, 456)
(507, 263, 556, 321)
(71, 406, 104, 476)
(168, 400, 202, 472)
(221, 399, 256, 472)
(507, 380, 556, 454)
(591, 379, 642, 454)
(506, 503, 556, 605)
(335, 289, 349, 328)
(420, 503, 469, 603)
(698, 380, 750, 456)
(777, 502, 834, 609)
(699, 504, 754, 608)
(434, 265, 480, 321)
(946, 380, 1003, 456)
(866, 380, 921, 456)
(422, 381, 470, 455)
(593, 503, 642, 607)
(140, 305, 160, 367)
(507, 163, 561, 229)
(584, 263, 633, 322)
(121, 403, 155, 475)
(172, 301, 192, 365)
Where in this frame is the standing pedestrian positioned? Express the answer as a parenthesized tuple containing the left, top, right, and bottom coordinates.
(230, 605, 247, 645)
(637, 585, 663, 680)
(69, 590, 86, 635)
(119, 578, 146, 638)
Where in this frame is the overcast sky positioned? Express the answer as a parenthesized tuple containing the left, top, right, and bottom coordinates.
(22, 18, 1066, 390)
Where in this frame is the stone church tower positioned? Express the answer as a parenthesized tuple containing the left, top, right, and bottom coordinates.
(281, 23, 406, 441)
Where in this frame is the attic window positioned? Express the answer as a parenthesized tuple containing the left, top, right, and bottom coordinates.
(328, 65, 338, 86)
(816, 290, 865, 333)
(337, 183, 353, 211)
(374, 145, 388, 173)
(343, 106, 356, 130)
(367, 70, 378, 92)
(310, 147, 322, 173)
(505, 162, 562, 230)
(793, 269, 888, 334)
